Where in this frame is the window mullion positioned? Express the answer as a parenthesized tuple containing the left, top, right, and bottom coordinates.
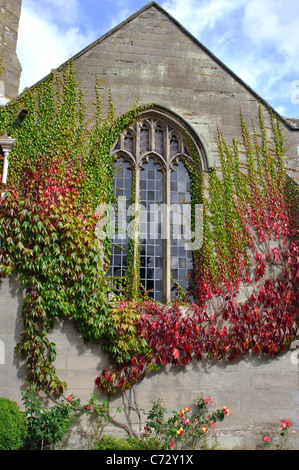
(111, 116, 195, 303)
(164, 164, 171, 303)
(132, 165, 140, 295)
(132, 126, 141, 295)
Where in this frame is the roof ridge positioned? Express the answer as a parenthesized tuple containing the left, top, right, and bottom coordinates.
(22, 2, 161, 91)
(18, 2, 299, 129)
(58, 2, 163, 70)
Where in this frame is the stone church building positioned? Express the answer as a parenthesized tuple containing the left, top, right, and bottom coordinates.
(0, 1, 298, 449)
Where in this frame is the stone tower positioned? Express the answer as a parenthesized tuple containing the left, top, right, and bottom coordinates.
(0, 0, 22, 104)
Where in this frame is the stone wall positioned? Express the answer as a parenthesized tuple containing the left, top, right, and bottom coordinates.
(0, 3, 298, 450)
(66, 3, 299, 183)
(0, 0, 22, 101)
(1, 274, 298, 450)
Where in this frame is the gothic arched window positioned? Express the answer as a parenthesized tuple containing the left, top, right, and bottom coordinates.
(108, 111, 203, 302)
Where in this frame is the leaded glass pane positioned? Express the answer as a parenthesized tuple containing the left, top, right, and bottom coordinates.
(155, 125, 164, 155)
(108, 157, 132, 283)
(170, 160, 192, 299)
(110, 117, 195, 302)
(140, 157, 164, 301)
(170, 135, 179, 157)
(124, 131, 133, 153)
(140, 125, 149, 155)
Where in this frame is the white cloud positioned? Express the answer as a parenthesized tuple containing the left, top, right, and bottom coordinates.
(238, 0, 299, 115)
(240, 0, 299, 105)
(105, 0, 132, 30)
(108, 8, 131, 30)
(161, 0, 299, 117)
(16, 0, 299, 117)
(243, 0, 299, 56)
(22, 0, 81, 26)
(17, 1, 96, 91)
(161, 0, 246, 37)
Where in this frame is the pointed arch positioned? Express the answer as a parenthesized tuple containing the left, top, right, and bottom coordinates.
(109, 105, 206, 302)
(136, 104, 211, 172)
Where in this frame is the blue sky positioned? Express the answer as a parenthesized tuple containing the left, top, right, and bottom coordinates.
(17, 0, 299, 118)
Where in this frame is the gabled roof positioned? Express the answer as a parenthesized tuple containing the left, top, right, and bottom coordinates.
(25, 1, 299, 131)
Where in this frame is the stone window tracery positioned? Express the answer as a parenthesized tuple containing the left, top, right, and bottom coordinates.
(108, 113, 199, 302)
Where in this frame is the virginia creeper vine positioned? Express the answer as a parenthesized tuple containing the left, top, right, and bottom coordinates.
(0, 62, 298, 395)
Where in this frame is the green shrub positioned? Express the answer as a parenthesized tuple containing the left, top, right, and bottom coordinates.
(22, 385, 80, 450)
(0, 398, 28, 450)
(94, 435, 161, 450)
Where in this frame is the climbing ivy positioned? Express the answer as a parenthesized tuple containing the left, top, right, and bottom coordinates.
(192, 107, 298, 301)
(95, 107, 299, 394)
(2, 155, 107, 394)
(0, 61, 298, 395)
(0, 62, 149, 394)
